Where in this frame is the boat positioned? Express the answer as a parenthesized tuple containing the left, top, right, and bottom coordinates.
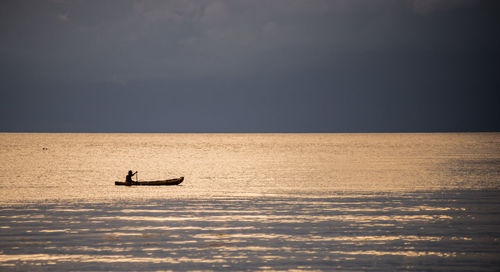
(115, 177, 184, 186)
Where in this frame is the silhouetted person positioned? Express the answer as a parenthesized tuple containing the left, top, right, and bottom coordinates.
(126, 170, 137, 183)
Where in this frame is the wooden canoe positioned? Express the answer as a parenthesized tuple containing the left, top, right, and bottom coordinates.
(115, 177, 184, 186)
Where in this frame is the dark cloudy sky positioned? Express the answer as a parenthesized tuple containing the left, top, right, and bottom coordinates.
(1, 0, 499, 132)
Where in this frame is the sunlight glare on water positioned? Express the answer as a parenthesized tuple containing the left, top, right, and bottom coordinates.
(0, 133, 498, 201)
(0, 133, 499, 271)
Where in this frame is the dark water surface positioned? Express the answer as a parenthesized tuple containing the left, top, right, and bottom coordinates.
(0, 133, 499, 271)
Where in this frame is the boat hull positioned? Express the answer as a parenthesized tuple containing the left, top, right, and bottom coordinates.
(115, 177, 184, 186)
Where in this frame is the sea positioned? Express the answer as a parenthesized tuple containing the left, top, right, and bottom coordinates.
(0, 133, 499, 271)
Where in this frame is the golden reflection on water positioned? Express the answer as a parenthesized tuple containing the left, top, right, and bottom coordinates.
(328, 250, 459, 257)
(1, 192, 499, 270)
(0, 133, 499, 202)
(0, 133, 499, 270)
(0, 254, 227, 264)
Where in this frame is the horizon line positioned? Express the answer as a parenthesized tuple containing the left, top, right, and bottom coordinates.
(1, 130, 498, 134)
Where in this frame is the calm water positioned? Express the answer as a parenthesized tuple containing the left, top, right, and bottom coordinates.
(0, 133, 499, 271)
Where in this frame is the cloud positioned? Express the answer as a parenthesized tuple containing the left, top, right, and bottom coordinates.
(57, 13, 69, 21)
(409, 0, 479, 14)
(0, 0, 492, 83)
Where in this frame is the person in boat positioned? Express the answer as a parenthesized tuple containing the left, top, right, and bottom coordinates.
(126, 170, 138, 183)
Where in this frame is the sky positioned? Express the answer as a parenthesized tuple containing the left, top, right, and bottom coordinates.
(1, 0, 499, 132)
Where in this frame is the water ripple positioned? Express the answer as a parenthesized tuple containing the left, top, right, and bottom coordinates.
(1, 191, 499, 271)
